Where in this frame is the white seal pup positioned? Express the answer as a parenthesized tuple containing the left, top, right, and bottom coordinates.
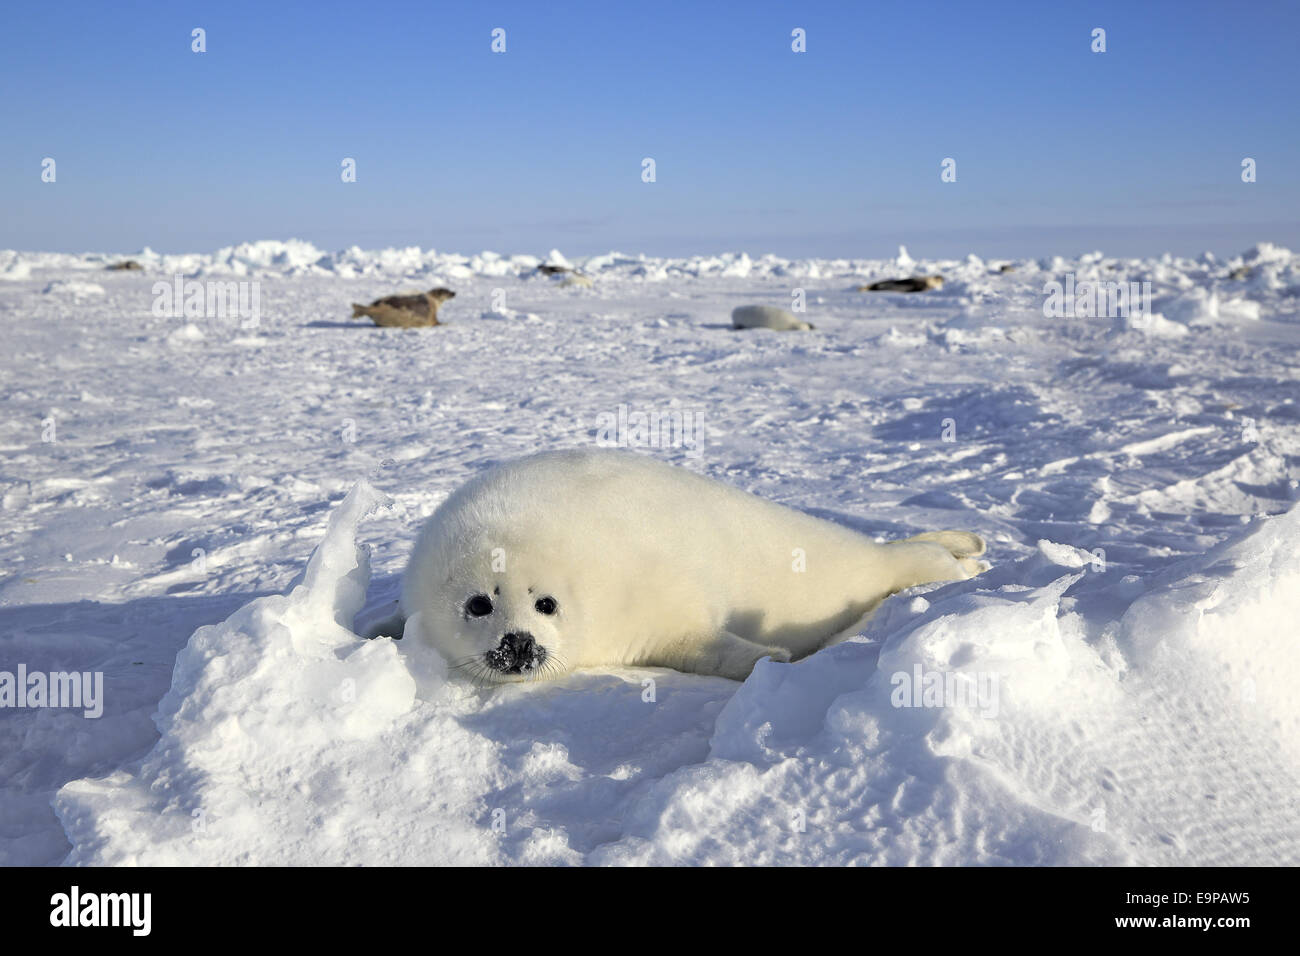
(400, 449, 986, 682)
(731, 304, 814, 331)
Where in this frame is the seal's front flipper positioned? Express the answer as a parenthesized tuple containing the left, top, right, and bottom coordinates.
(650, 629, 789, 681)
(355, 598, 406, 640)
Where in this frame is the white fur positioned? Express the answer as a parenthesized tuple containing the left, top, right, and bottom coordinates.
(731, 305, 813, 331)
(401, 449, 986, 682)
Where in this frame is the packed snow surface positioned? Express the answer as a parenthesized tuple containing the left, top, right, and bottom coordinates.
(2, 240, 1298, 865)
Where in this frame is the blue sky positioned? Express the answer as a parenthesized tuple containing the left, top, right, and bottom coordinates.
(2, 0, 1296, 258)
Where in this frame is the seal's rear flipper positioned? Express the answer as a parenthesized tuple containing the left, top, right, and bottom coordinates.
(903, 530, 986, 559)
(887, 531, 990, 587)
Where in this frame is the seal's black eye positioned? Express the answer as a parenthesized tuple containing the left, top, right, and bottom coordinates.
(534, 596, 557, 615)
(465, 594, 493, 617)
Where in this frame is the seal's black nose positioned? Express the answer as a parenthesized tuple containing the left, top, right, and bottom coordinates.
(485, 632, 543, 674)
(500, 632, 535, 659)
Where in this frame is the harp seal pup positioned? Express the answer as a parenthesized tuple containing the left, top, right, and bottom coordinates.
(400, 449, 987, 682)
(731, 305, 814, 331)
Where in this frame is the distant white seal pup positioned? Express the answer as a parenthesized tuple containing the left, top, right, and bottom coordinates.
(351, 288, 455, 328)
(858, 275, 944, 292)
(400, 449, 986, 682)
(731, 305, 814, 331)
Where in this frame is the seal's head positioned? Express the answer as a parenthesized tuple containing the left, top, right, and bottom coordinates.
(438, 569, 570, 682)
(402, 494, 583, 683)
(403, 451, 691, 684)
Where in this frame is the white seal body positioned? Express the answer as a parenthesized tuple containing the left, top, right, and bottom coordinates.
(731, 305, 814, 331)
(401, 449, 984, 681)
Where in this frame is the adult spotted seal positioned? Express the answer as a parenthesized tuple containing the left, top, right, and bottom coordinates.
(351, 288, 455, 328)
(859, 275, 944, 293)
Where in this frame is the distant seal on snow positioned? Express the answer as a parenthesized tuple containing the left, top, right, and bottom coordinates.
(731, 304, 814, 331)
(400, 449, 987, 682)
(351, 288, 455, 328)
(858, 275, 944, 293)
(535, 264, 593, 287)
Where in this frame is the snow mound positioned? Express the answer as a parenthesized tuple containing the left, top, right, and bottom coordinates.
(166, 323, 206, 346)
(1113, 310, 1189, 338)
(594, 508, 1300, 865)
(0, 241, 1295, 294)
(42, 279, 106, 298)
(53, 482, 1300, 865)
(1242, 242, 1293, 265)
(1156, 288, 1261, 325)
(53, 482, 464, 865)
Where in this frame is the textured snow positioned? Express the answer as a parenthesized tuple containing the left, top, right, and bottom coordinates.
(2, 240, 1298, 865)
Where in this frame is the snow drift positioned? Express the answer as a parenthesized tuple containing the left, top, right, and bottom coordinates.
(54, 482, 1300, 865)
(1, 236, 1294, 866)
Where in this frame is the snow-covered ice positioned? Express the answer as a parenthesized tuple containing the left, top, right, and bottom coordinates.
(2, 240, 1298, 865)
